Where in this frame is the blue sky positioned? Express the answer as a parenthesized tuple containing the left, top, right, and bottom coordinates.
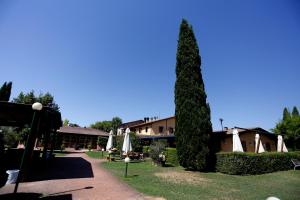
(0, 0, 299, 130)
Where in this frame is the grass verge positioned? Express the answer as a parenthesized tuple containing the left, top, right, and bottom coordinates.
(102, 159, 300, 200)
(86, 151, 108, 159)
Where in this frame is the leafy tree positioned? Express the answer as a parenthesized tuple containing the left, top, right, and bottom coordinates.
(90, 121, 112, 132)
(0, 127, 20, 148)
(0, 81, 12, 101)
(38, 92, 59, 111)
(13, 90, 59, 111)
(112, 117, 122, 134)
(90, 117, 122, 134)
(273, 106, 300, 150)
(63, 119, 70, 126)
(174, 19, 212, 171)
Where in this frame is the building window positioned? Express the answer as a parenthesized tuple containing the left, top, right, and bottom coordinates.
(146, 127, 148, 133)
(159, 126, 164, 133)
(169, 127, 174, 134)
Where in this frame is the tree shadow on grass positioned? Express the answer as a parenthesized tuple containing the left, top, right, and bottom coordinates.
(0, 193, 72, 200)
(124, 174, 139, 179)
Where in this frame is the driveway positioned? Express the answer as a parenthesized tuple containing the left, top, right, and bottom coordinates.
(0, 153, 144, 200)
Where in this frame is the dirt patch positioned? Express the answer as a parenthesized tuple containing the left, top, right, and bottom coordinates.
(154, 171, 211, 185)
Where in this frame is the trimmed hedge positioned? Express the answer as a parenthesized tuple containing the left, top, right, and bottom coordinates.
(166, 148, 179, 166)
(216, 152, 300, 175)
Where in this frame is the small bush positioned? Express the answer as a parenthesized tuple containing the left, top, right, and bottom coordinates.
(149, 141, 166, 166)
(216, 152, 300, 175)
(60, 144, 65, 152)
(166, 148, 179, 166)
(143, 146, 150, 153)
(88, 144, 92, 151)
(143, 146, 150, 157)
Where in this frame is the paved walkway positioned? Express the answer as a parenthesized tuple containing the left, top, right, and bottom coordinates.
(0, 153, 145, 200)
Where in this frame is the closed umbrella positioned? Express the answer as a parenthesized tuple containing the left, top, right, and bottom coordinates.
(277, 135, 288, 152)
(232, 128, 244, 152)
(106, 130, 113, 151)
(122, 128, 132, 154)
(255, 134, 265, 153)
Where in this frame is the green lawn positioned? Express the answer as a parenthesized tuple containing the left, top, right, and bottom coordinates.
(86, 150, 108, 159)
(102, 159, 300, 200)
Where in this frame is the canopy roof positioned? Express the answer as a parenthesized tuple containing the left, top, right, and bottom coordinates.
(58, 126, 109, 136)
(0, 101, 62, 130)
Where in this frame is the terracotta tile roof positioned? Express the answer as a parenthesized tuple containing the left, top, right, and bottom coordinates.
(213, 127, 274, 136)
(58, 126, 109, 136)
(119, 120, 144, 129)
(130, 116, 175, 128)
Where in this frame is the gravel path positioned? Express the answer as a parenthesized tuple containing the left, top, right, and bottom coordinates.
(0, 153, 145, 200)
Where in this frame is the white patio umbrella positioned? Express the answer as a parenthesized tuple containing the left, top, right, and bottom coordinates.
(106, 130, 113, 151)
(117, 128, 122, 135)
(232, 128, 244, 152)
(255, 134, 265, 153)
(277, 135, 288, 152)
(122, 128, 132, 154)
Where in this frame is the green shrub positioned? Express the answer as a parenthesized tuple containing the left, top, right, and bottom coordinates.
(60, 144, 65, 152)
(97, 136, 108, 149)
(149, 141, 166, 165)
(143, 146, 149, 153)
(216, 152, 300, 175)
(130, 132, 143, 152)
(115, 132, 142, 152)
(116, 135, 123, 152)
(88, 144, 92, 151)
(166, 148, 179, 166)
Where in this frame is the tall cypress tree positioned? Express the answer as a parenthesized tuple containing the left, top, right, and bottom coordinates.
(292, 106, 299, 117)
(0, 82, 12, 101)
(5, 82, 12, 101)
(283, 107, 291, 121)
(175, 19, 212, 171)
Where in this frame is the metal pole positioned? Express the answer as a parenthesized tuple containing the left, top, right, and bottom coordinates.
(125, 163, 128, 177)
(14, 110, 40, 193)
(50, 130, 57, 156)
